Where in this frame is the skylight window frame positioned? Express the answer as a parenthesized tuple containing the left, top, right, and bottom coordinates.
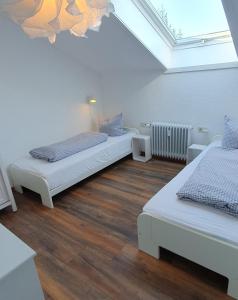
(132, 0, 176, 48)
(175, 30, 232, 49)
(133, 0, 232, 49)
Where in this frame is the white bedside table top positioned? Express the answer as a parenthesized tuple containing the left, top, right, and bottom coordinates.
(0, 224, 35, 280)
(188, 144, 207, 151)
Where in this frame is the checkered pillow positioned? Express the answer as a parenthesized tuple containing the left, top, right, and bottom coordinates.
(177, 147, 238, 217)
(100, 113, 127, 136)
(222, 115, 238, 149)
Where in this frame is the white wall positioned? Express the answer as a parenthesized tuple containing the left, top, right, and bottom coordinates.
(2, 9, 238, 169)
(222, 0, 238, 57)
(112, 0, 171, 68)
(0, 18, 103, 168)
(101, 67, 238, 145)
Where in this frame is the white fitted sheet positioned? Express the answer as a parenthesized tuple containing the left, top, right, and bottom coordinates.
(11, 133, 135, 191)
(143, 141, 238, 246)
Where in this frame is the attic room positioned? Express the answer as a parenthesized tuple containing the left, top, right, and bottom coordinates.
(1, 0, 238, 299)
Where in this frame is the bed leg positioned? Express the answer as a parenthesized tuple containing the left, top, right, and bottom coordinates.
(228, 278, 238, 299)
(138, 238, 160, 259)
(137, 213, 160, 259)
(14, 185, 23, 194)
(40, 192, 54, 209)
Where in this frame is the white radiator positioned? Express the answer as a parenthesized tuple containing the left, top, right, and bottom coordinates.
(152, 122, 192, 160)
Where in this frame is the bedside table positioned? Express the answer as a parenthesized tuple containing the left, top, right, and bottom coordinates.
(187, 144, 207, 164)
(0, 225, 44, 300)
(132, 135, 152, 162)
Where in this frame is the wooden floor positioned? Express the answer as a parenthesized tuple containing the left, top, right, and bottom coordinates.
(0, 157, 231, 300)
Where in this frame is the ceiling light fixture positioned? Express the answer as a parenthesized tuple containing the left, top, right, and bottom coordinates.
(0, 0, 114, 43)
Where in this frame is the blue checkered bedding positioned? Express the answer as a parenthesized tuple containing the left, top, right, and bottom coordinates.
(30, 132, 108, 162)
(177, 147, 238, 217)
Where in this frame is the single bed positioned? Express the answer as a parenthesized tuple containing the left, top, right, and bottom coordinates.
(138, 141, 238, 299)
(10, 131, 137, 209)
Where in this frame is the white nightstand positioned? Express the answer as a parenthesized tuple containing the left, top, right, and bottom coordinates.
(187, 144, 207, 164)
(0, 225, 44, 300)
(132, 135, 152, 162)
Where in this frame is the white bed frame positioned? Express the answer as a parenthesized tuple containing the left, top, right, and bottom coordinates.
(138, 212, 238, 299)
(11, 129, 139, 209)
(11, 151, 132, 209)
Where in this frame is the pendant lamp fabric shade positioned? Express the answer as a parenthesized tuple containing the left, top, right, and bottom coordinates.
(0, 0, 114, 43)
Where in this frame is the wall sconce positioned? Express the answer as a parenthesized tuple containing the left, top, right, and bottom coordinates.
(88, 98, 97, 105)
(87, 97, 98, 131)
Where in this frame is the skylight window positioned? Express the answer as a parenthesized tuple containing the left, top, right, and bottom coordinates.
(147, 0, 230, 43)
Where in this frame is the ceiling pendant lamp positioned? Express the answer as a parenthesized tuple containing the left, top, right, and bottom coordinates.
(0, 0, 114, 43)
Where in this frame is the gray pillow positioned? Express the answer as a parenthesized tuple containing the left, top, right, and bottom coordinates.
(222, 115, 238, 149)
(100, 113, 127, 136)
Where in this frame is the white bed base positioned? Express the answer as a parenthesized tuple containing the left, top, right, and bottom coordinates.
(138, 212, 238, 299)
(11, 149, 132, 209)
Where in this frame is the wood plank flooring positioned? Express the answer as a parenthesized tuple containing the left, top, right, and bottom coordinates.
(0, 157, 231, 300)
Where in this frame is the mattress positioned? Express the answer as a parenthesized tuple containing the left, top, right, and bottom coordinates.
(143, 141, 238, 246)
(11, 132, 135, 191)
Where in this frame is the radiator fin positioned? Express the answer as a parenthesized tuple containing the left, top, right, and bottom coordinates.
(152, 122, 192, 160)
